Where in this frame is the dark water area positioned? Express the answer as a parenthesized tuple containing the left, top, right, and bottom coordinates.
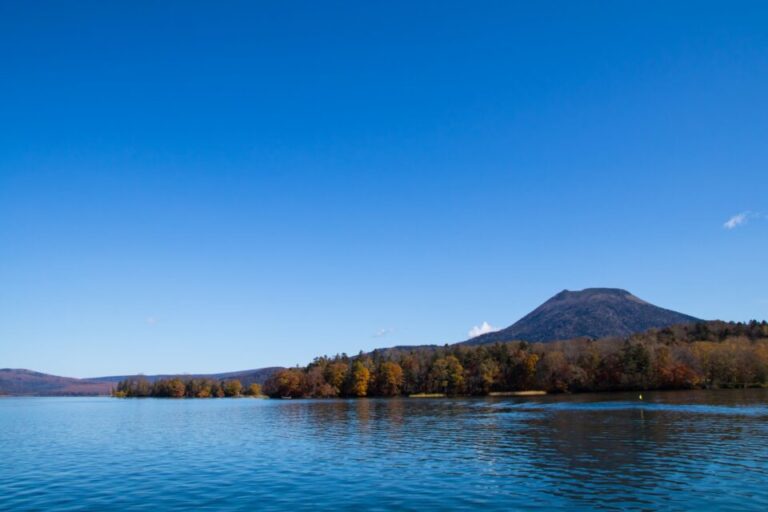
(1, 390, 767, 510)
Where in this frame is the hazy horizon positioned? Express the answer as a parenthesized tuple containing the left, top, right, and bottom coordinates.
(2, 2, 767, 378)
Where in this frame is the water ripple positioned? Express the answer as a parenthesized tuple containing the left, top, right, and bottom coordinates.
(1, 390, 767, 510)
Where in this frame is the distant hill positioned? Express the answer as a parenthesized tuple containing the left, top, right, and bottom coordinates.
(462, 288, 702, 345)
(0, 367, 282, 396)
(0, 369, 113, 396)
(89, 368, 282, 387)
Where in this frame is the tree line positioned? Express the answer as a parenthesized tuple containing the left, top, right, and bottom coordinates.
(262, 320, 768, 398)
(112, 320, 768, 398)
(112, 377, 261, 398)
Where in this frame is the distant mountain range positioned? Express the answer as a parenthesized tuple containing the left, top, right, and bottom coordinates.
(2, 287, 704, 396)
(0, 367, 282, 396)
(0, 369, 114, 396)
(462, 288, 702, 345)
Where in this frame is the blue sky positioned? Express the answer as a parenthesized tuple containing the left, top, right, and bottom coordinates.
(1, 1, 767, 378)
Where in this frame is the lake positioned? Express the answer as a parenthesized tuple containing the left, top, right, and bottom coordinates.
(1, 390, 767, 510)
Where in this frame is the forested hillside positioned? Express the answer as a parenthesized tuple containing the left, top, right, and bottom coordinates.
(262, 321, 768, 397)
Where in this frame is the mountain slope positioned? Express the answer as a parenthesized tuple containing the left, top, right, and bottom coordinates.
(462, 288, 702, 345)
(0, 369, 113, 396)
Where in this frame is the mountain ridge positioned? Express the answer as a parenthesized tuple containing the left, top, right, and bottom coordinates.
(462, 287, 702, 345)
(0, 367, 282, 396)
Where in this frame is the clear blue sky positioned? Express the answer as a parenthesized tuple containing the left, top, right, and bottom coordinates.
(1, 1, 766, 378)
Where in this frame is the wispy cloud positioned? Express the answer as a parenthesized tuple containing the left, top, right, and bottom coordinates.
(723, 212, 749, 229)
(723, 211, 764, 230)
(373, 328, 394, 338)
(468, 321, 497, 338)
(145, 316, 159, 326)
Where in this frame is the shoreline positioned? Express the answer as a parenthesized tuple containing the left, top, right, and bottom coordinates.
(9, 386, 768, 399)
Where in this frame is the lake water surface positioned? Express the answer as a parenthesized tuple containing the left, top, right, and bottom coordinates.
(1, 390, 767, 510)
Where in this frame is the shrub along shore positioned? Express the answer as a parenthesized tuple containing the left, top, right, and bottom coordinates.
(113, 321, 768, 399)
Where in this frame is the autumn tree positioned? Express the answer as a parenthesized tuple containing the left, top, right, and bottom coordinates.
(246, 383, 263, 396)
(376, 361, 404, 396)
(476, 359, 500, 394)
(429, 356, 465, 395)
(324, 362, 349, 394)
(222, 379, 243, 397)
(348, 361, 371, 397)
(265, 369, 305, 398)
(210, 381, 225, 398)
(186, 378, 214, 398)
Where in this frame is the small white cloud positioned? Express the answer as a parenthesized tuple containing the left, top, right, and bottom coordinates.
(468, 321, 497, 338)
(724, 212, 750, 229)
(373, 328, 394, 338)
(145, 316, 158, 326)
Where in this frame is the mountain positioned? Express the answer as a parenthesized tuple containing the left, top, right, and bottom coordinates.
(462, 288, 702, 345)
(0, 369, 113, 396)
(0, 367, 282, 396)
